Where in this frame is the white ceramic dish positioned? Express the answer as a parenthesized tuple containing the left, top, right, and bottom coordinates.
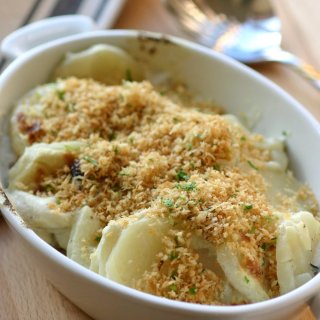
(1, 29, 320, 320)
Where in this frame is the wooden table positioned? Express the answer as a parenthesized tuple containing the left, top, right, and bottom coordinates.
(0, 0, 319, 319)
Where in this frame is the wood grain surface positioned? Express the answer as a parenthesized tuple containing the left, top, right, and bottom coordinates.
(0, 0, 319, 319)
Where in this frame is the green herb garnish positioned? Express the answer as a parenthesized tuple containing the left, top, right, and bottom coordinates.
(176, 170, 189, 181)
(171, 270, 178, 280)
(260, 241, 276, 251)
(247, 160, 258, 170)
(83, 155, 98, 166)
(109, 131, 117, 141)
(249, 226, 256, 234)
(213, 164, 220, 171)
(162, 198, 174, 208)
(168, 284, 178, 292)
(125, 69, 133, 81)
(119, 170, 130, 176)
(169, 251, 178, 260)
(244, 204, 253, 211)
(183, 182, 196, 191)
(189, 287, 197, 295)
(176, 181, 197, 192)
(56, 89, 65, 101)
(44, 184, 55, 192)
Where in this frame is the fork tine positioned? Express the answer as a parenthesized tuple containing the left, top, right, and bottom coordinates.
(165, 0, 238, 47)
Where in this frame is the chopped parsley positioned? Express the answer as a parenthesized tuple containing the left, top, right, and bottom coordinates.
(264, 215, 274, 223)
(83, 155, 98, 166)
(125, 69, 133, 81)
(243, 204, 253, 211)
(169, 251, 179, 260)
(108, 131, 117, 141)
(260, 241, 275, 251)
(213, 164, 220, 171)
(247, 160, 259, 170)
(176, 169, 189, 181)
(189, 287, 197, 295)
(170, 270, 178, 280)
(168, 284, 178, 292)
(162, 198, 174, 208)
(119, 170, 130, 176)
(56, 89, 65, 101)
(244, 276, 250, 284)
(176, 181, 197, 192)
(249, 226, 256, 234)
(43, 183, 55, 192)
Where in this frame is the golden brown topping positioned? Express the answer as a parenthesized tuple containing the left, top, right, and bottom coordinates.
(17, 77, 308, 304)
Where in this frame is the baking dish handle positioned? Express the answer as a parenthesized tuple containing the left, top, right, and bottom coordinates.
(1, 15, 97, 60)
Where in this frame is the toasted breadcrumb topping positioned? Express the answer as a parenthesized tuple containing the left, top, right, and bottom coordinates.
(14, 77, 318, 304)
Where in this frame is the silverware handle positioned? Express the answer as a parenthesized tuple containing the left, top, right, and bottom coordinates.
(290, 60, 320, 90)
(265, 48, 320, 90)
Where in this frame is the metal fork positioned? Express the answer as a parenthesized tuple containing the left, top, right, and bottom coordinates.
(164, 0, 320, 91)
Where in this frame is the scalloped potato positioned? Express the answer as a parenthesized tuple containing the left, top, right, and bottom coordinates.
(4, 44, 320, 306)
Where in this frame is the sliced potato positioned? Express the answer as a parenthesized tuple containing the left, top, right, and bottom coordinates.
(53, 228, 71, 250)
(90, 222, 122, 275)
(6, 189, 73, 229)
(276, 230, 295, 294)
(53, 44, 142, 84)
(10, 82, 62, 155)
(217, 244, 269, 302)
(191, 235, 247, 304)
(90, 209, 170, 287)
(67, 206, 102, 267)
(8, 141, 82, 190)
(276, 211, 320, 294)
(33, 228, 55, 245)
